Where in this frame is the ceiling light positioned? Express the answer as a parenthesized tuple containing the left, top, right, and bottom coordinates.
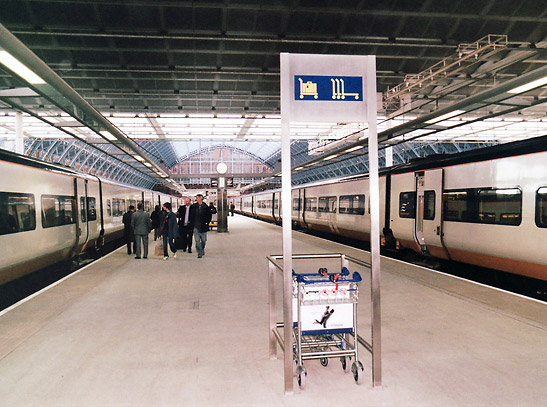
(323, 154, 338, 161)
(424, 110, 465, 124)
(507, 76, 547, 94)
(346, 145, 363, 153)
(99, 130, 117, 141)
(144, 162, 152, 168)
(294, 166, 304, 171)
(133, 155, 145, 162)
(0, 51, 46, 85)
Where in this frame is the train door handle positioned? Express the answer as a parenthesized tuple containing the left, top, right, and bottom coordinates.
(436, 226, 441, 236)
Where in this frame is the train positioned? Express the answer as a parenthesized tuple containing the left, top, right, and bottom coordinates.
(235, 136, 547, 281)
(0, 148, 181, 285)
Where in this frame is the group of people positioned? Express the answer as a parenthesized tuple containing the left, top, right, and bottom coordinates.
(122, 194, 213, 260)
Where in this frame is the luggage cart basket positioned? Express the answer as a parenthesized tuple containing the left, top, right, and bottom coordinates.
(292, 267, 364, 389)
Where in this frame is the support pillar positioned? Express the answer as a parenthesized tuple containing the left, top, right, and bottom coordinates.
(217, 183, 228, 233)
(15, 111, 24, 154)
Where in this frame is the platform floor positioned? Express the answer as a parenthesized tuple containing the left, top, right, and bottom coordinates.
(0, 215, 546, 406)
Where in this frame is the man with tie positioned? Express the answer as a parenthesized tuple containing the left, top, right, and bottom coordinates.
(177, 197, 194, 253)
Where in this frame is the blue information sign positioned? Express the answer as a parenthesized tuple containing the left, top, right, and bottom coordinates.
(294, 75, 363, 101)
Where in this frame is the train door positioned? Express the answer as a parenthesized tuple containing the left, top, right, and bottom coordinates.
(301, 189, 308, 229)
(415, 169, 449, 259)
(77, 178, 90, 250)
(274, 192, 281, 223)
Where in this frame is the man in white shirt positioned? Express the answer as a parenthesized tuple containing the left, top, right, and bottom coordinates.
(177, 197, 194, 253)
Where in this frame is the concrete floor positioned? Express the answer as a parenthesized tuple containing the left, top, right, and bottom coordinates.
(0, 215, 546, 406)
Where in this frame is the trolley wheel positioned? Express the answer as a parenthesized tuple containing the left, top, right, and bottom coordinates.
(296, 365, 307, 390)
(340, 356, 350, 373)
(351, 361, 364, 385)
(320, 358, 329, 367)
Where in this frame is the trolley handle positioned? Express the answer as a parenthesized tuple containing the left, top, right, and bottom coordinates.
(295, 271, 362, 284)
(292, 266, 350, 279)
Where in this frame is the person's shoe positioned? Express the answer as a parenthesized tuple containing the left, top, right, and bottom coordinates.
(182, 249, 187, 252)
(143, 256, 147, 259)
(173, 253, 177, 258)
(135, 257, 141, 259)
(197, 254, 203, 258)
(188, 249, 192, 253)
(163, 256, 168, 260)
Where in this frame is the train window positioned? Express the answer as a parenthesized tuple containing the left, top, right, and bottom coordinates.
(424, 191, 435, 220)
(478, 188, 521, 226)
(0, 192, 36, 235)
(318, 196, 337, 213)
(536, 187, 547, 228)
(106, 199, 112, 217)
(444, 188, 522, 225)
(112, 198, 124, 217)
(128, 199, 137, 210)
(443, 190, 470, 222)
(79, 197, 96, 222)
(87, 197, 97, 221)
(145, 201, 151, 213)
(304, 197, 318, 212)
(399, 192, 416, 218)
(80, 197, 87, 222)
(41, 195, 76, 228)
(339, 195, 365, 215)
(293, 198, 301, 211)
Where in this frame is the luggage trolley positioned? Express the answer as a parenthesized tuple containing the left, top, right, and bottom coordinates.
(292, 267, 364, 389)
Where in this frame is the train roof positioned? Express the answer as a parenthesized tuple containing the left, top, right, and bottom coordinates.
(0, 147, 80, 175)
(0, 147, 178, 196)
(390, 134, 547, 175)
(243, 134, 547, 195)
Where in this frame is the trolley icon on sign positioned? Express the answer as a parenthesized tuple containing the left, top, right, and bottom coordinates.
(298, 77, 318, 99)
(331, 78, 360, 100)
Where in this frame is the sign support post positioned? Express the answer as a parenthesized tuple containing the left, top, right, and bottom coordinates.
(366, 56, 382, 387)
(279, 53, 381, 392)
(280, 53, 294, 394)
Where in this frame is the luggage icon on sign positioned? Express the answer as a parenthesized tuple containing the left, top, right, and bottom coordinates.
(298, 77, 318, 99)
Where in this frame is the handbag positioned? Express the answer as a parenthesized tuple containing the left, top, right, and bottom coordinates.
(154, 241, 163, 256)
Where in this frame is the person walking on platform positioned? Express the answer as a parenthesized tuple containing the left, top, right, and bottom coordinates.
(177, 197, 194, 253)
(160, 202, 178, 260)
(122, 205, 136, 255)
(132, 203, 152, 259)
(150, 205, 161, 241)
(190, 194, 212, 259)
(208, 201, 217, 215)
(230, 202, 235, 216)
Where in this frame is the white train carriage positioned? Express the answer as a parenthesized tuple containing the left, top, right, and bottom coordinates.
(240, 136, 547, 281)
(0, 149, 179, 285)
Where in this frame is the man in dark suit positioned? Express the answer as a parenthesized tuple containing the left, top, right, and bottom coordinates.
(160, 202, 178, 260)
(122, 205, 135, 255)
(190, 194, 212, 258)
(131, 203, 152, 259)
(177, 197, 194, 253)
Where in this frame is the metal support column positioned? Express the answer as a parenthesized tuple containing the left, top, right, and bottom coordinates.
(15, 111, 24, 154)
(217, 185, 228, 232)
(386, 146, 393, 168)
(367, 56, 382, 387)
(280, 53, 294, 394)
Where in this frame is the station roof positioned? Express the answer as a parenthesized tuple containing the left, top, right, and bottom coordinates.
(0, 1, 546, 191)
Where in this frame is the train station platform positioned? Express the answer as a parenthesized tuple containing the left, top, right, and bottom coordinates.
(0, 215, 545, 406)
